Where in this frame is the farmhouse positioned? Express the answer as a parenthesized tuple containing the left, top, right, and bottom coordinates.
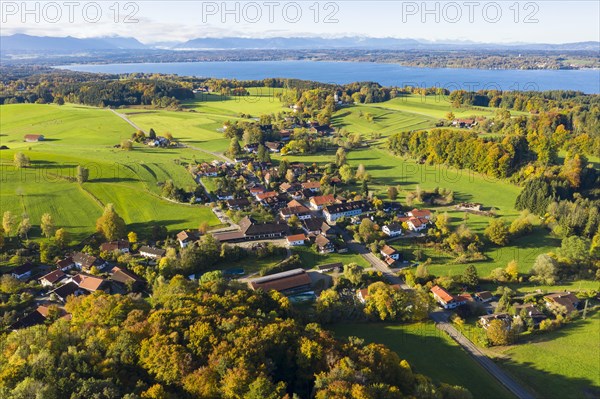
(226, 198, 251, 210)
(56, 257, 75, 271)
(72, 252, 107, 271)
(544, 292, 580, 314)
(176, 230, 200, 248)
(316, 262, 342, 273)
(474, 291, 494, 303)
(110, 266, 145, 290)
(514, 304, 547, 327)
(100, 240, 130, 253)
(24, 134, 44, 142)
(10, 263, 34, 280)
(382, 223, 403, 237)
(323, 200, 370, 223)
(248, 268, 312, 296)
(286, 234, 307, 246)
(139, 246, 166, 259)
(315, 234, 335, 253)
(39, 269, 66, 287)
(309, 194, 336, 210)
(407, 209, 432, 219)
(430, 285, 468, 309)
(479, 313, 512, 330)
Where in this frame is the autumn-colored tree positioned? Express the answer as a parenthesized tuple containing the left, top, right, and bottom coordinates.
(55, 228, 69, 248)
(387, 186, 398, 200)
(17, 217, 31, 240)
(96, 203, 126, 241)
(486, 319, 513, 346)
(40, 213, 55, 238)
(505, 260, 519, 281)
(127, 231, 138, 243)
(2, 211, 15, 237)
(13, 152, 30, 168)
(484, 219, 510, 246)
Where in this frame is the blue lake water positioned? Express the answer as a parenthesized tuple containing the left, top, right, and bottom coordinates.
(57, 61, 600, 94)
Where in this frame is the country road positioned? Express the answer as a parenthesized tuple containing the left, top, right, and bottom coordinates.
(341, 230, 534, 399)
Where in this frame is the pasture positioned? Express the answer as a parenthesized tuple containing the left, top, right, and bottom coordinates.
(0, 104, 220, 243)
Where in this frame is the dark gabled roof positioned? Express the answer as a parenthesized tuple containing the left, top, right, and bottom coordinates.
(139, 246, 166, 257)
(51, 281, 80, 300)
(315, 234, 332, 248)
(226, 198, 251, 208)
(11, 262, 34, 275)
(56, 257, 74, 268)
(110, 266, 144, 285)
(249, 268, 311, 292)
(239, 217, 289, 236)
(100, 240, 130, 252)
(72, 252, 97, 268)
(10, 309, 46, 330)
(39, 269, 66, 284)
(317, 262, 343, 271)
(324, 200, 369, 215)
(280, 205, 311, 216)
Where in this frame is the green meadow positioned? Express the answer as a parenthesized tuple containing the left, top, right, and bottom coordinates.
(492, 312, 600, 399)
(332, 322, 514, 399)
(0, 103, 220, 243)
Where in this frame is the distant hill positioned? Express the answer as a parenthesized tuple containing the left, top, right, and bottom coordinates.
(1, 34, 598, 52)
(0, 34, 147, 52)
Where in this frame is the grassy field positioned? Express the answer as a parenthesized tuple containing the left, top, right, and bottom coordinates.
(0, 104, 220, 243)
(332, 322, 514, 399)
(491, 312, 600, 399)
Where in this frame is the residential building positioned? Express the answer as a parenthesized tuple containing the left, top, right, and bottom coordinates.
(474, 291, 494, 303)
(24, 134, 44, 142)
(39, 269, 66, 287)
(430, 285, 468, 309)
(176, 230, 200, 248)
(323, 200, 370, 223)
(382, 223, 403, 237)
(357, 284, 402, 304)
(286, 234, 307, 246)
(10, 263, 34, 280)
(100, 240, 130, 253)
(479, 313, 512, 329)
(544, 292, 580, 314)
(309, 194, 336, 210)
(315, 234, 335, 253)
(139, 246, 166, 259)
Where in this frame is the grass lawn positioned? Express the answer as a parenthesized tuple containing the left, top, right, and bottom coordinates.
(491, 312, 600, 399)
(0, 104, 220, 243)
(332, 322, 514, 399)
(292, 245, 370, 269)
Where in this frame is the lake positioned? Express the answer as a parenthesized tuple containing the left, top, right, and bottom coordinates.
(57, 61, 600, 93)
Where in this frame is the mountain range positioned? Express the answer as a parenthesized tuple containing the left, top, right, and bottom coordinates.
(1, 34, 598, 52)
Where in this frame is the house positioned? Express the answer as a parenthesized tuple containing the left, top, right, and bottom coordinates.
(72, 274, 108, 293)
(226, 198, 251, 210)
(479, 313, 512, 329)
(248, 268, 312, 296)
(323, 201, 370, 223)
(452, 119, 476, 128)
(382, 223, 403, 237)
(302, 218, 334, 236)
(407, 209, 432, 220)
(56, 257, 75, 271)
(50, 281, 83, 303)
(301, 181, 321, 193)
(176, 230, 200, 248)
(544, 292, 580, 314)
(10, 263, 34, 280)
(39, 269, 66, 287)
(279, 130, 292, 141)
(315, 234, 335, 253)
(100, 240, 130, 253)
(474, 291, 494, 303)
(139, 246, 166, 259)
(406, 217, 429, 232)
(309, 194, 336, 210)
(214, 217, 289, 242)
(110, 266, 145, 290)
(24, 134, 44, 142)
(380, 245, 400, 261)
(280, 204, 312, 220)
(357, 284, 402, 304)
(256, 191, 279, 202)
(514, 304, 547, 327)
(430, 285, 468, 309)
(286, 234, 307, 246)
(9, 307, 48, 330)
(310, 125, 333, 135)
(316, 262, 343, 273)
(72, 252, 107, 271)
(265, 141, 282, 152)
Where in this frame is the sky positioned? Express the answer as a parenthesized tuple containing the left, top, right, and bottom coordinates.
(1, 1, 599, 44)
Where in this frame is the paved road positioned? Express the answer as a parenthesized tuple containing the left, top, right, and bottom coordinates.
(430, 311, 535, 399)
(341, 229, 533, 399)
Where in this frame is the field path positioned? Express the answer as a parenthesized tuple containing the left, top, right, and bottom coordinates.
(108, 108, 233, 163)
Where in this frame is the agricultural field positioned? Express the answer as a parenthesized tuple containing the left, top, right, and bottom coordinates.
(491, 312, 600, 399)
(332, 322, 514, 399)
(0, 103, 220, 243)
